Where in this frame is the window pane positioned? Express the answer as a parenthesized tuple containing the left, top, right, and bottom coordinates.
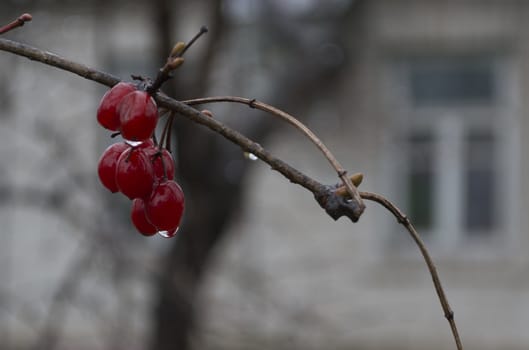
(465, 130, 496, 233)
(407, 132, 435, 230)
(410, 58, 494, 106)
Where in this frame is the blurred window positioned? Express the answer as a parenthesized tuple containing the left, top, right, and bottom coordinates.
(407, 132, 435, 231)
(464, 130, 496, 233)
(396, 55, 504, 244)
(410, 58, 494, 106)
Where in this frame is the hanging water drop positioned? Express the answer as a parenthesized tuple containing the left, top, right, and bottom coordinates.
(125, 140, 143, 147)
(158, 227, 179, 238)
(244, 152, 258, 161)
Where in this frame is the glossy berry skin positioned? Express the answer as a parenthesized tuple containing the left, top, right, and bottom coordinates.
(145, 180, 184, 231)
(142, 145, 175, 182)
(118, 91, 158, 141)
(115, 147, 155, 199)
(97, 142, 129, 193)
(97, 82, 136, 131)
(131, 199, 157, 236)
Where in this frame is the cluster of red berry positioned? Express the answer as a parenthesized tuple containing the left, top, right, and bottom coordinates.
(96, 82, 184, 238)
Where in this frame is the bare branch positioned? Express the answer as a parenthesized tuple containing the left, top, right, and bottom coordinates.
(0, 37, 363, 222)
(184, 96, 365, 216)
(0, 38, 120, 87)
(360, 191, 463, 350)
(0, 36, 462, 348)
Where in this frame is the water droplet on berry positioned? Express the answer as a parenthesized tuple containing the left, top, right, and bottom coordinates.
(158, 227, 179, 238)
(126, 140, 143, 147)
(244, 152, 258, 161)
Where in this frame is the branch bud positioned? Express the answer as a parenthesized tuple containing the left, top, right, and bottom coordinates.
(335, 172, 363, 197)
(167, 57, 184, 70)
(170, 42, 186, 57)
(201, 109, 214, 118)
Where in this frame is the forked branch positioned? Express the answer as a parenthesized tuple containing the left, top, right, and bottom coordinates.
(0, 37, 364, 222)
(0, 29, 462, 350)
(184, 96, 365, 216)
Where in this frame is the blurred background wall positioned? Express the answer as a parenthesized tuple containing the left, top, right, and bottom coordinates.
(0, 1, 528, 349)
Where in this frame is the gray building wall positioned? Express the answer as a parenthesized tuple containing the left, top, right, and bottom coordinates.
(194, 1, 529, 349)
(0, 1, 528, 349)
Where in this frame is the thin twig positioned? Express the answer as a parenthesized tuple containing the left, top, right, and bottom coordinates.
(0, 37, 361, 217)
(146, 26, 208, 94)
(178, 25, 208, 57)
(0, 39, 313, 187)
(183, 96, 365, 215)
(0, 36, 462, 348)
(0, 13, 32, 35)
(0, 38, 121, 86)
(154, 92, 329, 195)
(360, 191, 463, 350)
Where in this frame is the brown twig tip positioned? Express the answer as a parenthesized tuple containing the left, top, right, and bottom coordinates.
(178, 26, 209, 57)
(19, 14, 33, 22)
(0, 13, 33, 35)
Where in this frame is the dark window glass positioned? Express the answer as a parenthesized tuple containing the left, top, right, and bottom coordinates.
(407, 132, 435, 230)
(410, 58, 494, 106)
(465, 131, 496, 233)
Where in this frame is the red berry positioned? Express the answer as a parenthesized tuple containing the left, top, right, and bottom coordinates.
(97, 142, 129, 193)
(97, 82, 136, 131)
(142, 145, 175, 182)
(118, 91, 158, 141)
(145, 180, 184, 231)
(131, 199, 157, 236)
(115, 147, 155, 199)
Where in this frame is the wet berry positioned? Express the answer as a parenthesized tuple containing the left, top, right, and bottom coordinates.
(131, 198, 157, 236)
(97, 82, 136, 131)
(145, 180, 184, 231)
(97, 142, 129, 193)
(118, 91, 158, 141)
(115, 147, 154, 199)
(96, 82, 185, 239)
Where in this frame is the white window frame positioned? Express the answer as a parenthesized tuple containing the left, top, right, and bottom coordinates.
(378, 54, 521, 261)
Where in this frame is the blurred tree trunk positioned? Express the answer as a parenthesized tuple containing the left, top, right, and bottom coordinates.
(150, 1, 235, 349)
(149, 1, 365, 349)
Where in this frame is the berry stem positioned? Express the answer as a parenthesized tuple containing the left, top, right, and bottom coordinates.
(161, 152, 168, 181)
(164, 112, 174, 152)
(158, 114, 169, 152)
(157, 111, 175, 154)
(0, 13, 32, 35)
